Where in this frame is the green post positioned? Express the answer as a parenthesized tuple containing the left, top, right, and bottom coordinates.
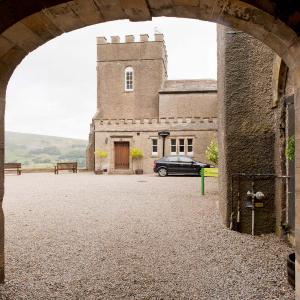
(201, 168, 205, 195)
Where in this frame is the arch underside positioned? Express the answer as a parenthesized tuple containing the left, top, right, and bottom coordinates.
(0, 0, 299, 87)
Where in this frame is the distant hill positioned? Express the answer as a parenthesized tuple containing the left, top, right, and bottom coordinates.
(5, 131, 88, 168)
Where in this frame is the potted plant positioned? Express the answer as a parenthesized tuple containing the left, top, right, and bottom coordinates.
(131, 148, 144, 174)
(94, 149, 108, 174)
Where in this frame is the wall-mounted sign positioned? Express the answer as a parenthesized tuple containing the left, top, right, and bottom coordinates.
(203, 168, 219, 177)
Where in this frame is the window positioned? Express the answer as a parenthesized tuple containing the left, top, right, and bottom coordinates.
(166, 156, 179, 162)
(152, 138, 158, 155)
(171, 139, 177, 155)
(179, 156, 193, 163)
(179, 139, 185, 155)
(170, 138, 194, 155)
(187, 138, 193, 156)
(125, 67, 134, 91)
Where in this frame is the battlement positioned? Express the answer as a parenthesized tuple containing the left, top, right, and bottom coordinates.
(93, 117, 218, 132)
(97, 33, 164, 45)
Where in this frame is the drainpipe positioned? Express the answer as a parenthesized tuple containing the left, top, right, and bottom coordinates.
(247, 180, 256, 236)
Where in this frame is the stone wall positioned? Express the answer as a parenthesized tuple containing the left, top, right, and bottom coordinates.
(94, 117, 217, 174)
(93, 34, 167, 120)
(159, 92, 217, 119)
(217, 25, 282, 234)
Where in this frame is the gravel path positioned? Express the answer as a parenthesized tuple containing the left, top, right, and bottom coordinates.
(0, 173, 294, 299)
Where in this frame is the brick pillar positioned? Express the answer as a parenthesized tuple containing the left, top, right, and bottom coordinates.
(217, 25, 278, 234)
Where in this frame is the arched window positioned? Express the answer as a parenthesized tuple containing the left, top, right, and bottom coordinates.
(125, 67, 134, 91)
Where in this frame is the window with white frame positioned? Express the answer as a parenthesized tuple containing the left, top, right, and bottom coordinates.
(187, 138, 193, 156)
(125, 66, 134, 91)
(170, 137, 194, 156)
(171, 139, 177, 155)
(152, 138, 158, 155)
(179, 139, 185, 155)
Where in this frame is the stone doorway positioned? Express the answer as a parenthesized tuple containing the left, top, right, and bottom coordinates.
(114, 141, 130, 170)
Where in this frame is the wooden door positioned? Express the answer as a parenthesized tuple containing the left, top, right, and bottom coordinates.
(114, 142, 130, 169)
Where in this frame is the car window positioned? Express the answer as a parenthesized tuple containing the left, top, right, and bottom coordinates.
(166, 156, 179, 162)
(179, 156, 193, 163)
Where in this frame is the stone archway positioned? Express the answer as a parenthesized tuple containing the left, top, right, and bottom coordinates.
(0, 0, 300, 296)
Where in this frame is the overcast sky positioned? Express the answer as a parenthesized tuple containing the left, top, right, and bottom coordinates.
(6, 17, 217, 140)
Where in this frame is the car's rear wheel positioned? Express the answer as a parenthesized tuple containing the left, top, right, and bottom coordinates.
(158, 168, 167, 177)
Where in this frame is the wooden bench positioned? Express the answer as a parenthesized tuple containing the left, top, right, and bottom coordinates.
(54, 162, 78, 174)
(4, 163, 22, 175)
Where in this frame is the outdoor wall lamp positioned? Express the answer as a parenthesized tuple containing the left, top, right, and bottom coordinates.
(158, 131, 170, 157)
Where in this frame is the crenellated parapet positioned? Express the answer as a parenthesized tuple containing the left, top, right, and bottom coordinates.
(97, 33, 164, 45)
(96, 32, 168, 83)
(93, 117, 218, 132)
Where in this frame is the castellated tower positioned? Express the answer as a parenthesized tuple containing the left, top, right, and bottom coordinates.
(87, 33, 218, 174)
(93, 33, 167, 120)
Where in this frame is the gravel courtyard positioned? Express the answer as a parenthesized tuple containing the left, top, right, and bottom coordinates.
(0, 173, 294, 299)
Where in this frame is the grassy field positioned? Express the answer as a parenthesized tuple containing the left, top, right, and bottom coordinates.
(5, 131, 87, 168)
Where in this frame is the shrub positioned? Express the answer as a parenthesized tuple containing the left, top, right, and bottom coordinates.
(286, 135, 295, 161)
(130, 148, 143, 159)
(205, 140, 218, 165)
(94, 150, 108, 158)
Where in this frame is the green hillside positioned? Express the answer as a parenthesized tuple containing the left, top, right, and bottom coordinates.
(5, 131, 88, 168)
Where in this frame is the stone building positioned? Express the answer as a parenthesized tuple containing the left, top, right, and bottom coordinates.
(87, 34, 218, 174)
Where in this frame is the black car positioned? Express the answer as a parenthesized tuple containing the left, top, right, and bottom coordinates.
(153, 155, 210, 177)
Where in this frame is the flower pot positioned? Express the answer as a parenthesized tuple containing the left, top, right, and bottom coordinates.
(94, 170, 103, 175)
(135, 169, 143, 175)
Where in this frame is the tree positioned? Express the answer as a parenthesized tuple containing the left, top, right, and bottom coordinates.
(206, 140, 218, 165)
